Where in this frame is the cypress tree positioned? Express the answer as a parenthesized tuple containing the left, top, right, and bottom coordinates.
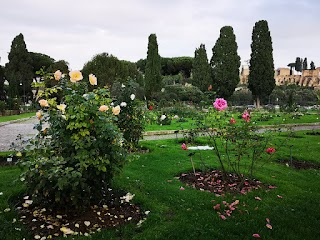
(0, 65, 5, 101)
(210, 26, 240, 99)
(310, 61, 316, 70)
(295, 57, 302, 72)
(144, 34, 162, 100)
(192, 44, 211, 92)
(5, 33, 33, 100)
(303, 58, 308, 70)
(248, 20, 275, 108)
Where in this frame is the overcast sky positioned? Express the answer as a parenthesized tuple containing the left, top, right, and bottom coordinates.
(1, 0, 319, 70)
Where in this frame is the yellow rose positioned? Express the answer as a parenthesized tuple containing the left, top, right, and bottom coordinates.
(112, 105, 121, 115)
(39, 99, 49, 107)
(69, 70, 83, 82)
(54, 70, 62, 81)
(57, 104, 67, 113)
(89, 74, 97, 86)
(36, 110, 43, 120)
(99, 105, 109, 112)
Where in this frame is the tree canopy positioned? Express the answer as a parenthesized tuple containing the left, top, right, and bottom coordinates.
(210, 26, 240, 99)
(30, 52, 55, 74)
(310, 61, 316, 70)
(144, 34, 162, 99)
(5, 33, 33, 99)
(303, 58, 308, 70)
(192, 44, 211, 92)
(82, 53, 139, 88)
(248, 20, 275, 107)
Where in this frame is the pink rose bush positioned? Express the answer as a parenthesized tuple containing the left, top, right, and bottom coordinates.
(183, 97, 287, 183)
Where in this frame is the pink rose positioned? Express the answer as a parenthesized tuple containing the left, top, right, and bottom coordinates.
(266, 147, 276, 154)
(229, 118, 236, 124)
(213, 98, 228, 111)
(242, 111, 250, 122)
(181, 143, 188, 150)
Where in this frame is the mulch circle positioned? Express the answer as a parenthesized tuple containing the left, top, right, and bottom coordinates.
(16, 192, 147, 239)
(179, 170, 275, 195)
(278, 159, 320, 170)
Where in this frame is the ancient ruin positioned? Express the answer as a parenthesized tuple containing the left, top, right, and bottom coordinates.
(240, 65, 320, 89)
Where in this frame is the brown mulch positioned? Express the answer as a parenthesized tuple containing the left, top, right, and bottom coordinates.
(278, 159, 320, 170)
(16, 193, 147, 239)
(179, 170, 277, 195)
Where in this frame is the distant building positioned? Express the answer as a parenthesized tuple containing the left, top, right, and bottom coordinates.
(240, 65, 320, 89)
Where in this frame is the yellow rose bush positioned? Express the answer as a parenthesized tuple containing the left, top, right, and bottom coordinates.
(111, 80, 145, 150)
(20, 70, 127, 211)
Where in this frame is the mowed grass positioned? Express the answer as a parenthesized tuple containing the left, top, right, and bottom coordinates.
(0, 112, 35, 123)
(0, 131, 320, 239)
(145, 111, 320, 132)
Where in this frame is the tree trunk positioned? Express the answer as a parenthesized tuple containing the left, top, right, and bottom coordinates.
(256, 96, 261, 108)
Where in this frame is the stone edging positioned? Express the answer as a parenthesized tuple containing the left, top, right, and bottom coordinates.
(0, 117, 34, 127)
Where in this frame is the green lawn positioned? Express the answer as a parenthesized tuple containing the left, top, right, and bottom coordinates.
(145, 118, 197, 131)
(145, 112, 320, 132)
(1, 131, 320, 239)
(0, 112, 35, 123)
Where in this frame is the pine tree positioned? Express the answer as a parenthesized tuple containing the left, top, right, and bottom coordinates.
(248, 20, 275, 108)
(5, 33, 33, 100)
(210, 26, 240, 99)
(144, 34, 162, 99)
(310, 61, 316, 70)
(192, 44, 211, 92)
(303, 58, 308, 70)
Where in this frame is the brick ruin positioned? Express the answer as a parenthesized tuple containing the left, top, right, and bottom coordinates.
(240, 65, 320, 90)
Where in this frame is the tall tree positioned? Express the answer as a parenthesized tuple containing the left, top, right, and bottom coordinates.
(192, 44, 211, 92)
(248, 20, 275, 108)
(310, 61, 316, 70)
(5, 33, 33, 101)
(144, 34, 162, 99)
(210, 26, 240, 99)
(295, 57, 302, 73)
(303, 57, 308, 70)
(0, 65, 5, 100)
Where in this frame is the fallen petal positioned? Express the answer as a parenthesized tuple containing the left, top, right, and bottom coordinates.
(266, 218, 270, 223)
(180, 187, 185, 190)
(252, 233, 260, 238)
(266, 223, 273, 229)
(254, 197, 262, 201)
(220, 215, 226, 220)
(277, 195, 283, 198)
(213, 204, 221, 210)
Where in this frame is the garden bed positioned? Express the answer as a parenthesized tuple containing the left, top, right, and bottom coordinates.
(16, 191, 147, 239)
(179, 170, 276, 195)
(277, 159, 320, 170)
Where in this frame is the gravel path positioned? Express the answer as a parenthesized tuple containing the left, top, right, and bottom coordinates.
(0, 118, 319, 151)
(0, 118, 38, 151)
